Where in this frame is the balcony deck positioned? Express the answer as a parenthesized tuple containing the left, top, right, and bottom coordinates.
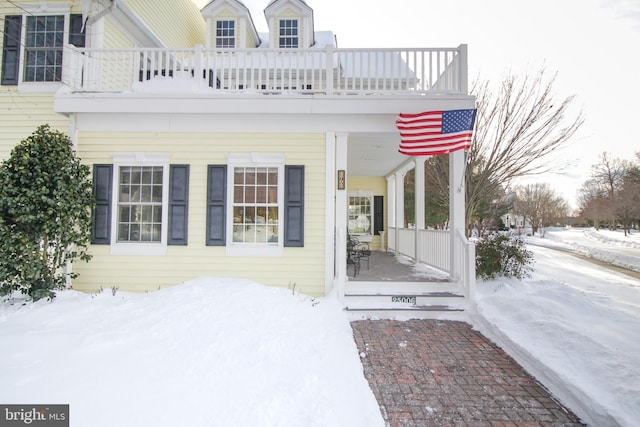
(62, 45, 469, 96)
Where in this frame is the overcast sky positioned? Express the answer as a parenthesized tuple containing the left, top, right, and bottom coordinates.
(193, 0, 640, 210)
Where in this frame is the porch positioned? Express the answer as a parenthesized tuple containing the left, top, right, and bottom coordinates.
(336, 145, 476, 318)
(343, 250, 467, 319)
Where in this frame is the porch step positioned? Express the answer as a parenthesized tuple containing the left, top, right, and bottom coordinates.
(344, 281, 465, 320)
(345, 291, 463, 306)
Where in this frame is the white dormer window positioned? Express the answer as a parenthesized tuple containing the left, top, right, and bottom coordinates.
(216, 20, 235, 48)
(278, 19, 298, 48)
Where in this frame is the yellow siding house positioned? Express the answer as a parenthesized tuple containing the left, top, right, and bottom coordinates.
(1, 0, 476, 313)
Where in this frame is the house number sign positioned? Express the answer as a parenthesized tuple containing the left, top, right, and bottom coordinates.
(392, 296, 416, 304)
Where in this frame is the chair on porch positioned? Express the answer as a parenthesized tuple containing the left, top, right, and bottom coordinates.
(347, 236, 360, 277)
(347, 235, 371, 277)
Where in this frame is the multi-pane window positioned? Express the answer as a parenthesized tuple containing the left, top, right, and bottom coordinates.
(117, 166, 164, 242)
(24, 15, 64, 82)
(279, 19, 298, 48)
(348, 194, 373, 237)
(216, 20, 235, 48)
(232, 167, 280, 244)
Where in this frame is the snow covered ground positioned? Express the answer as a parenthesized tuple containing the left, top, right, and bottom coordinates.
(472, 227, 640, 427)
(0, 279, 384, 427)
(1, 227, 638, 426)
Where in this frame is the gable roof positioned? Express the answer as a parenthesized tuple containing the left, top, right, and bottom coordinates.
(264, 0, 313, 18)
(201, 0, 261, 47)
(264, 0, 315, 47)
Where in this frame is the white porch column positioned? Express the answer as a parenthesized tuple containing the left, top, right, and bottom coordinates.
(386, 175, 395, 252)
(325, 132, 336, 296)
(334, 132, 349, 302)
(414, 157, 426, 263)
(394, 170, 405, 255)
(449, 149, 466, 280)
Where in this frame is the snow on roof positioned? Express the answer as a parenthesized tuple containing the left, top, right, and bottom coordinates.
(257, 30, 335, 48)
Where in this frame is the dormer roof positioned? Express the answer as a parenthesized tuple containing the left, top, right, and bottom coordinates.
(201, 0, 261, 47)
(264, 0, 315, 48)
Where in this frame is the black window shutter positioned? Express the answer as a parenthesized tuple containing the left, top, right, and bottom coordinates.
(284, 165, 304, 247)
(168, 165, 189, 245)
(1, 16, 22, 85)
(374, 195, 384, 234)
(69, 14, 86, 47)
(206, 165, 227, 246)
(91, 164, 113, 244)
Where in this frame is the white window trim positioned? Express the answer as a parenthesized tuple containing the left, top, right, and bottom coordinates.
(215, 18, 237, 48)
(17, 3, 72, 14)
(226, 153, 285, 257)
(16, 6, 72, 93)
(348, 190, 374, 242)
(110, 153, 170, 256)
(278, 19, 299, 49)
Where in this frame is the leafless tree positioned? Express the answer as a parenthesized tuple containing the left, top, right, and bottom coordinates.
(580, 152, 632, 230)
(513, 183, 568, 237)
(578, 178, 611, 229)
(591, 152, 627, 198)
(424, 67, 584, 233)
(616, 160, 640, 235)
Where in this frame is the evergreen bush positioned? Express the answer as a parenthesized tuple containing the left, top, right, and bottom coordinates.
(0, 125, 94, 301)
(475, 232, 533, 280)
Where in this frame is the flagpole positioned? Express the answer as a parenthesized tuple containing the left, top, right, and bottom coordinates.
(458, 149, 468, 193)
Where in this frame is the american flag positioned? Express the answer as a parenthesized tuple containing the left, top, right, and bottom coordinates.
(396, 109, 477, 156)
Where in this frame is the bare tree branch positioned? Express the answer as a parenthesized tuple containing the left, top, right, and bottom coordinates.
(424, 67, 585, 231)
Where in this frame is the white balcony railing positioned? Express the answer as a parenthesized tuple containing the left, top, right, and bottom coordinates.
(62, 45, 468, 95)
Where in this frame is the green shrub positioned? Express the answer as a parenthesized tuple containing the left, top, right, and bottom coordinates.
(475, 232, 533, 280)
(0, 125, 94, 301)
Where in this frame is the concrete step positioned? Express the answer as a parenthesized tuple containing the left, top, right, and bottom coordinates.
(345, 281, 461, 294)
(345, 305, 466, 320)
(343, 280, 465, 319)
(344, 292, 463, 307)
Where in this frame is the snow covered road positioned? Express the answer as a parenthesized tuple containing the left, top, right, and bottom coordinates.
(472, 228, 640, 427)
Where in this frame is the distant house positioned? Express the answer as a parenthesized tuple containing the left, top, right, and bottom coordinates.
(0, 0, 476, 312)
(502, 213, 533, 235)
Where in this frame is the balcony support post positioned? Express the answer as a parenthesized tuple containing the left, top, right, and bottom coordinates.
(458, 44, 468, 95)
(449, 149, 466, 281)
(194, 44, 203, 85)
(326, 45, 334, 95)
(414, 157, 426, 263)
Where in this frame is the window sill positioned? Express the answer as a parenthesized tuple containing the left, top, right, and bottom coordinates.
(18, 82, 63, 93)
(110, 243, 167, 256)
(226, 245, 284, 257)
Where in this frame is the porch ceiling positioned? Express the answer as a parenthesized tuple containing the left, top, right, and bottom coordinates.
(347, 133, 410, 177)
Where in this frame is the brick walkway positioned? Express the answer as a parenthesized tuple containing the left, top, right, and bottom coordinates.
(351, 319, 585, 427)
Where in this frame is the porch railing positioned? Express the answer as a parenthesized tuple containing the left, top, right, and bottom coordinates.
(389, 227, 451, 272)
(62, 45, 468, 95)
(456, 229, 476, 299)
(388, 227, 476, 299)
(420, 229, 450, 272)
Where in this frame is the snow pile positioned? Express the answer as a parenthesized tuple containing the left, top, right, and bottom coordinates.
(472, 228, 640, 427)
(3, 226, 639, 426)
(528, 227, 640, 272)
(0, 279, 384, 427)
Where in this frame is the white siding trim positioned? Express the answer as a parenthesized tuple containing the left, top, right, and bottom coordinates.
(17, 3, 71, 14)
(334, 132, 348, 302)
(324, 131, 336, 295)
